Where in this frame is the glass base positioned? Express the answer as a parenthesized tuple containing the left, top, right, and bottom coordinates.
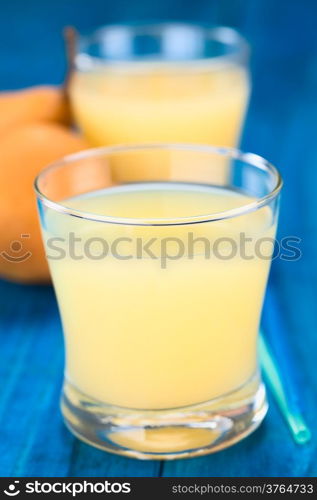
(61, 374, 268, 460)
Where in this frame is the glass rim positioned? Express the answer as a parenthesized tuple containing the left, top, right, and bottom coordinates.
(75, 22, 250, 72)
(34, 144, 283, 227)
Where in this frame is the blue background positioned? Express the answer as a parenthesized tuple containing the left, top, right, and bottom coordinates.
(0, 0, 316, 477)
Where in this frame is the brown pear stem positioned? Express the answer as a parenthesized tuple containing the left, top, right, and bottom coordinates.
(63, 26, 77, 97)
(62, 26, 78, 125)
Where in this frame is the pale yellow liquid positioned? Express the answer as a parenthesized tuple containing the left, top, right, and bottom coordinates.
(70, 62, 249, 147)
(44, 183, 275, 410)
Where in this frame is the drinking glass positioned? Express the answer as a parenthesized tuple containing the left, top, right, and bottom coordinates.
(70, 23, 250, 148)
(35, 144, 282, 459)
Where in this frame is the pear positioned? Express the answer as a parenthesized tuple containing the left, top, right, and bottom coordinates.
(0, 122, 88, 283)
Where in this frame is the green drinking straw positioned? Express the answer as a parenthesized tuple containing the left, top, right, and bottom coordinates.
(259, 332, 311, 445)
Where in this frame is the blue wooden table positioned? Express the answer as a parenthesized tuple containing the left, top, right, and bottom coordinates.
(0, 0, 316, 477)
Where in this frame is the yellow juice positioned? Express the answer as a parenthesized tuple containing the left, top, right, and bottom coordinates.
(43, 183, 274, 410)
(70, 62, 249, 147)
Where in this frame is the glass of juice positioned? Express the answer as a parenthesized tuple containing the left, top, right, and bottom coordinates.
(70, 23, 250, 148)
(35, 144, 282, 459)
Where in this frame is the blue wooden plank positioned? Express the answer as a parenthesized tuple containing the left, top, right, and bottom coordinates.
(0, 283, 70, 477)
(66, 442, 160, 478)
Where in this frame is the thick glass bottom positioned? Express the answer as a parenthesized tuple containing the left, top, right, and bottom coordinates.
(61, 374, 268, 460)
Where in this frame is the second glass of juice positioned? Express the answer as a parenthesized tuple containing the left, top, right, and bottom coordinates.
(70, 23, 250, 148)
